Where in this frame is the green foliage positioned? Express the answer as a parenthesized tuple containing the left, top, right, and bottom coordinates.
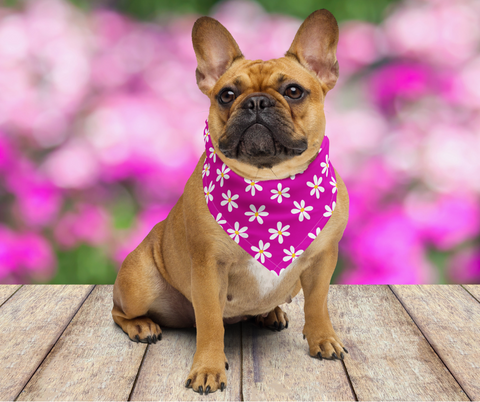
(49, 244, 118, 284)
(11, 0, 400, 23)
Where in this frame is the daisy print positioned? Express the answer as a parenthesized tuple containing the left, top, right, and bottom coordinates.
(202, 163, 210, 178)
(203, 128, 210, 144)
(221, 190, 239, 212)
(245, 179, 263, 196)
(245, 205, 268, 224)
(321, 154, 330, 176)
(209, 147, 217, 163)
(291, 200, 313, 222)
(330, 176, 337, 194)
(204, 182, 215, 203)
(215, 213, 226, 226)
(283, 246, 303, 262)
(308, 227, 321, 240)
(227, 222, 248, 244)
(270, 183, 290, 203)
(216, 164, 230, 187)
(306, 175, 325, 199)
(324, 201, 336, 217)
(251, 240, 272, 264)
(268, 222, 290, 244)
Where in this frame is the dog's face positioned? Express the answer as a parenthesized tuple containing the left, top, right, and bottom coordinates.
(192, 10, 339, 180)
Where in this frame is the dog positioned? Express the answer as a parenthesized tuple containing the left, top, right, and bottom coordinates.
(112, 9, 349, 395)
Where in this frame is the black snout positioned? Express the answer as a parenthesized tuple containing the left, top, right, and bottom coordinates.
(242, 94, 275, 113)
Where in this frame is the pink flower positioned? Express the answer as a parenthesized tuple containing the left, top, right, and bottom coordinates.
(54, 204, 111, 249)
(405, 193, 480, 251)
(447, 248, 480, 284)
(339, 209, 435, 284)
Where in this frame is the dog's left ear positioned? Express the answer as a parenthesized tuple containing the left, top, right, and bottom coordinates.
(286, 9, 339, 93)
(192, 17, 244, 94)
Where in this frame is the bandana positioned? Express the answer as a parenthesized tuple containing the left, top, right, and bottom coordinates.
(202, 120, 337, 276)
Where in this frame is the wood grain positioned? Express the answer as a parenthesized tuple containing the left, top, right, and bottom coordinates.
(391, 285, 480, 401)
(333, 285, 468, 401)
(242, 289, 355, 401)
(463, 285, 480, 303)
(0, 285, 94, 401)
(0, 285, 21, 306)
(17, 285, 147, 401)
(130, 323, 242, 401)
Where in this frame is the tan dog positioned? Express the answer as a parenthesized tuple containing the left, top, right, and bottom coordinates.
(112, 9, 349, 395)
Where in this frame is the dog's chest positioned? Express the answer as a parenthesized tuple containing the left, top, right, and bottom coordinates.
(223, 255, 301, 318)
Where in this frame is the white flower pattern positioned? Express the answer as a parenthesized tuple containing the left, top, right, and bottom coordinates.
(323, 201, 336, 217)
(227, 222, 248, 244)
(215, 213, 226, 226)
(202, 163, 210, 178)
(251, 240, 272, 264)
(291, 200, 313, 222)
(270, 183, 290, 203)
(221, 190, 239, 212)
(216, 163, 230, 187)
(306, 175, 325, 199)
(283, 246, 303, 262)
(245, 179, 263, 196)
(330, 177, 337, 194)
(321, 154, 330, 176)
(209, 147, 217, 163)
(268, 222, 291, 244)
(245, 205, 268, 224)
(204, 182, 215, 203)
(308, 227, 321, 239)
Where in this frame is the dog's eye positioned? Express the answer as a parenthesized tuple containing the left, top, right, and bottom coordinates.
(219, 89, 236, 105)
(284, 86, 303, 100)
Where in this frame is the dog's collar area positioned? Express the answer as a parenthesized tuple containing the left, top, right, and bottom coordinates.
(202, 119, 337, 276)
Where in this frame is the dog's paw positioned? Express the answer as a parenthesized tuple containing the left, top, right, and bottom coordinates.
(125, 317, 162, 344)
(304, 330, 347, 361)
(185, 354, 228, 395)
(255, 306, 289, 331)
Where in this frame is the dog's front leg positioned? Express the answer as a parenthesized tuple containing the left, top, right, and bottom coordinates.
(185, 255, 228, 395)
(300, 243, 347, 360)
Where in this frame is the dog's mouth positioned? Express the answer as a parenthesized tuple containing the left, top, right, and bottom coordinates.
(220, 122, 307, 169)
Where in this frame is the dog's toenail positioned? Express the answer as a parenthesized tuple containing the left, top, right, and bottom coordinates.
(332, 352, 339, 360)
(221, 382, 225, 392)
(303, 334, 306, 340)
(341, 352, 345, 360)
(205, 385, 211, 395)
(198, 386, 203, 395)
(343, 347, 349, 354)
(316, 352, 323, 360)
(225, 362, 229, 370)
(185, 379, 191, 388)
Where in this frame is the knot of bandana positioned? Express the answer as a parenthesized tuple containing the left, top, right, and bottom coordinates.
(202, 120, 337, 276)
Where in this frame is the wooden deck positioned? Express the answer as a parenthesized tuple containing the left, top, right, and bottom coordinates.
(0, 285, 479, 401)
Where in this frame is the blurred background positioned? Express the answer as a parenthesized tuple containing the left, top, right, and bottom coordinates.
(0, 0, 479, 284)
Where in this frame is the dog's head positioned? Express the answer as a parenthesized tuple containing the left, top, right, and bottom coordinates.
(192, 10, 339, 180)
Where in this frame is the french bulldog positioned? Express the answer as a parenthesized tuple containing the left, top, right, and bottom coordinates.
(112, 9, 349, 395)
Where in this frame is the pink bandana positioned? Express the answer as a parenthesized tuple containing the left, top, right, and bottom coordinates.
(202, 120, 337, 276)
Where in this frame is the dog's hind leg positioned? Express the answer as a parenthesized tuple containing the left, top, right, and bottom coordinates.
(112, 221, 195, 343)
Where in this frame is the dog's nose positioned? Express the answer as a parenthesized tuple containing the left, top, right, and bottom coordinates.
(244, 95, 275, 111)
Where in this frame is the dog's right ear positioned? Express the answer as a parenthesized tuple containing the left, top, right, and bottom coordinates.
(192, 17, 244, 95)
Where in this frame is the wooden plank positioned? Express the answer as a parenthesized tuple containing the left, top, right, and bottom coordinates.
(391, 285, 480, 400)
(0, 285, 94, 401)
(17, 286, 147, 401)
(0, 285, 21, 306)
(242, 288, 355, 401)
(130, 324, 242, 401)
(333, 285, 468, 401)
(463, 284, 480, 302)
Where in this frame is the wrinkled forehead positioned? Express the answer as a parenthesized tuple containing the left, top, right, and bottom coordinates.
(214, 58, 320, 93)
